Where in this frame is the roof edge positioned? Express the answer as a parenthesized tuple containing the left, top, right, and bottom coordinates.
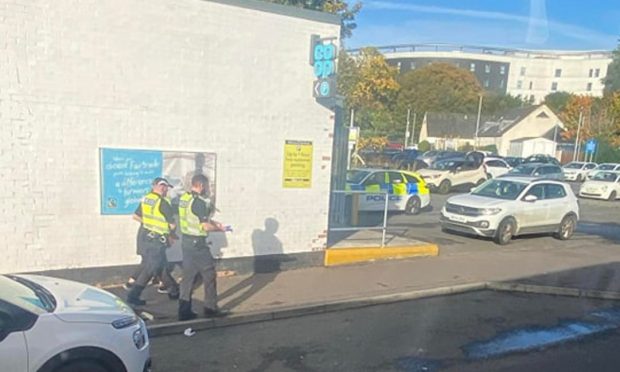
(204, 0, 341, 25)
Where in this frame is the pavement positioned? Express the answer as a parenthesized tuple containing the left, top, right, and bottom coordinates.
(150, 291, 620, 371)
(105, 184, 620, 334)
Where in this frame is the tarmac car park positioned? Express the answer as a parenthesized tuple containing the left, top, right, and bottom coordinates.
(346, 169, 431, 215)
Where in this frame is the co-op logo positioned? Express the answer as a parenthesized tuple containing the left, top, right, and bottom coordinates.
(366, 195, 402, 202)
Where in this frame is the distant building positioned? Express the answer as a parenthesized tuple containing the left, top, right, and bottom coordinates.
(419, 104, 565, 157)
(351, 44, 612, 103)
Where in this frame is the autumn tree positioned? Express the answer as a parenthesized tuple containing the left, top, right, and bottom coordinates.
(396, 63, 483, 115)
(338, 48, 400, 133)
(559, 95, 595, 142)
(264, 0, 362, 37)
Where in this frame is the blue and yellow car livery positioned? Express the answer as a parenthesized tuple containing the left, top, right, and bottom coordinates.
(346, 169, 431, 214)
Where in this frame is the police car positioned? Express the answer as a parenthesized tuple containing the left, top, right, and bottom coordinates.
(346, 169, 431, 214)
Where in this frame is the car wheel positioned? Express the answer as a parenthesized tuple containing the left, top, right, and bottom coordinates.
(405, 196, 421, 215)
(555, 214, 577, 240)
(438, 180, 451, 194)
(486, 173, 493, 179)
(54, 360, 110, 372)
(577, 174, 584, 182)
(477, 178, 487, 186)
(494, 218, 516, 245)
(609, 191, 617, 201)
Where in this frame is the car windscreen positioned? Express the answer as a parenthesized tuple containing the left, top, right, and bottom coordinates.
(0, 275, 55, 314)
(597, 164, 617, 171)
(430, 159, 463, 170)
(346, 170, 371, 184)
(509, 165, 535, 175)
(565, 163, 584, 169)
(591, 172, 619, 182)
(471, 179, 528, 200)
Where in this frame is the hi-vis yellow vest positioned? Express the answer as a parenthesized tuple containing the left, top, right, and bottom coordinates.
(141, 193, 170, 235)
(179, 193, 208, 237)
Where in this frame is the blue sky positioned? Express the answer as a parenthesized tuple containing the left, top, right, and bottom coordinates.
(347, 0, 620, 51)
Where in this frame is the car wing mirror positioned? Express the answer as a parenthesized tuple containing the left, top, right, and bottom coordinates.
(523, 194, 538, 202)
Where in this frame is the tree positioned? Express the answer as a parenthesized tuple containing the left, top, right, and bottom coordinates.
(482, 93, 528, 115)
(395, 63, 483, 140)
(264, 0, 362, 38)
(604, 41, 620, 93)
(397, 63, 483, 116)
(544, 91, 573, 114)
(338, 48, 400, 133)
(559, 95, 595, 142)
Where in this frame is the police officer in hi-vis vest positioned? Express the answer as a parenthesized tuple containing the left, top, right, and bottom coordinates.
(127, 177, 180, 306)
(178, 174, 228, 321)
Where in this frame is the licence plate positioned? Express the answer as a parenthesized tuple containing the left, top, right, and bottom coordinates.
(449, 215, 467, 223)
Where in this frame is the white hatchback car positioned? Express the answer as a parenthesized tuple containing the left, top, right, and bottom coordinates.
(441, 177, 579, 245)
(483, 158, 512, 178)
(0, 274, 151, 372)
(563, 162, 597, 182)
(586, 163, 620, 180)
(579, 171, 620, 201)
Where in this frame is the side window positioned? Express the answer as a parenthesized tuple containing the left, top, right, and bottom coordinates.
(538, 166, 551, 175)
(403, 173, 420, 184)
(525, 184, 545, 199)
(532, 167, 544, 176)
(388, 172, 405, 184)
(544, 184, 567, 199)
(363, 172, 385, 186)
(487, 160, 507, 168)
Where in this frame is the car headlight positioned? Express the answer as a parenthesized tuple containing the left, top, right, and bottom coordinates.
(112, 315, 139, 329)
(480, 208, 502, 216)
(133, 327, 147, 349)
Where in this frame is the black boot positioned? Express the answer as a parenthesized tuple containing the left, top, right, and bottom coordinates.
(204, 307, 229, 318)
(168, 287, 180, 300)
(127, 285, 146, 306)
(178, 300, 197, 321)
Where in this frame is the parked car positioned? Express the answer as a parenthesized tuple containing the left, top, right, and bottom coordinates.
(0, 274, 151, 372)
(502, 163, 564, 180)
(346, 168, 431, 214)
(418, 157, 487, 194)
(523, 154, 561, 166)
(586, 163, 620, 179)
(440, 177, 579, 245)
(504, 157, 525, 168)
(391, 149, 420, 168)
(579, 171, 620, 201)
(416, 150, 464, 167)
(483, 158, 512, 178)
(563, 162, 598, 182)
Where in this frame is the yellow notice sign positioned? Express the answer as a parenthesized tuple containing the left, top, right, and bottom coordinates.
(283, 140, 313, 188)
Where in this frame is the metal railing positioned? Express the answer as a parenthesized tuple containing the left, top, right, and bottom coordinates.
(329, 190, 390, 247)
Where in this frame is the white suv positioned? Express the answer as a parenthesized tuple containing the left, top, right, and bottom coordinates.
(0, 274, 151, 372)
(563, 162, 597, 182)
(440, 177, 579, 245)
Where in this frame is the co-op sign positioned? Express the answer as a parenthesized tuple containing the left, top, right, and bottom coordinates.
(310, 34, 337, 99)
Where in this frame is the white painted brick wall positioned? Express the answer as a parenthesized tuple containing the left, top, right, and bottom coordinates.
(0, 0, 340, 273)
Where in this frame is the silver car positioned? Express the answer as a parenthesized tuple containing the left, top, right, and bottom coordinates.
(502, 163, 564, 180)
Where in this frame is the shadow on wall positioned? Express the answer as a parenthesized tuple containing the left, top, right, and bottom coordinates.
(219, 218, 295, 310)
